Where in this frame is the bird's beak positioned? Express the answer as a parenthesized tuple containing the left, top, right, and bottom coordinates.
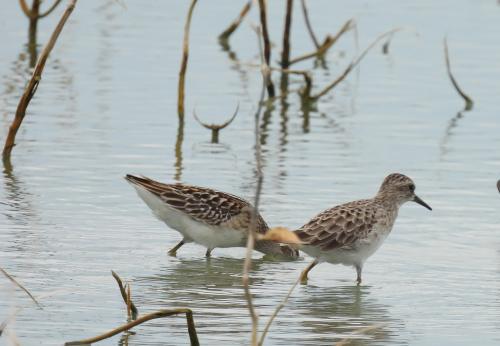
(413, 195, 432, 211)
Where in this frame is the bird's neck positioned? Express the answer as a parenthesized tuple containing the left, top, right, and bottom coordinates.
(373, 192, 402, 212)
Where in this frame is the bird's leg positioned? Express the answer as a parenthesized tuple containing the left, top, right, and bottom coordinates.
(167, 240, 185, 257)
(355, 264, 363, 286)
(205, 248, 213, 258)
(300, 259, 319, 285)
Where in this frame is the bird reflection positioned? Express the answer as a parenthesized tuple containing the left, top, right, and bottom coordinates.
(268, 285, 403, 346)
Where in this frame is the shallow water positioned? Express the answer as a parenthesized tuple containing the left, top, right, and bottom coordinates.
(1, 0, 500, 345)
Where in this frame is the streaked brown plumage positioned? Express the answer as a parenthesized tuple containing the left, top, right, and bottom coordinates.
(126, 175, 298, 258)
(296, 173, 432, 285)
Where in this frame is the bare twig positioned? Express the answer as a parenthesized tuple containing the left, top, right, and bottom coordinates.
(300, 0, 320, 49)
(218, 1, 252, 43)
(281, 0, 294, 69)
(39, 0, 64, 18)
(19, 0, 36, 19)
(289, 19, 354, 66)
(257, 0, 275, 97)
(497, 180, 500, 193)
(259, 274, 301, 345)
(444, 38, 473, 111)
(0, 308, 23, 337)
(311, 28, 401, 100)
(242, 26, 269, 346)
(126, 284, 132, 320)
(193, 104, 239, 143)
(177, 0, 197, 118)
(64, 309, 199, 346)
(3, 0, 78, 159)
(19, 0, 63, 19)
(0, 267, 41, 308)
(111, 270, 138, 320)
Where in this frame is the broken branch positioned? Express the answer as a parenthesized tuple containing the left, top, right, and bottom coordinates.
(111, 270, 138, 320)
(444, 37, 473, 111)
(64, 309, 199, 346)
(3, 0, 78, 159)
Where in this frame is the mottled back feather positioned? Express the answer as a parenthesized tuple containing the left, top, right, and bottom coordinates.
(295, 199, 379, 250)
(125, 175, 269, 234)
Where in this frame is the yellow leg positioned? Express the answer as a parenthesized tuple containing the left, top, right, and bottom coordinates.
(168, 240, 185, 257)
(300, 259, 319, 285)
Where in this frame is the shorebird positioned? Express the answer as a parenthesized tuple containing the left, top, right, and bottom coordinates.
(125, 175, 299, 258)
(296, 173, 431, 285)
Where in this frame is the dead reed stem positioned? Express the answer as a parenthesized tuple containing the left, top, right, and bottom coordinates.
(64, 309, 199, 346)
(289, 19, 354, 66)
(218, 1, 252, 43)
(2, 0, 78, 159)
(258, 274, 301, 345)
(177, 0, 197, 118)
(193, 104, 239, 143)
(242, 26, 268, 346)
(281, 0, 293, 69)
(0, 267, 41, 308)
(111, 270, 138, 320)
(257, 0, 275, 97)
(443, 38, 473, 111)
(300, 0, 320, 49)
(311, 28, 400, 100)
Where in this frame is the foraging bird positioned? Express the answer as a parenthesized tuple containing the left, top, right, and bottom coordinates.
(296, 173, 432, 285)
(125, 175, 299, 258)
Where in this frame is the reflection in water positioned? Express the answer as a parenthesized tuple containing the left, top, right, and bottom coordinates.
(439, 110, 465, 159)
(259, 102, 275, 146)
(2, 160, 38, 226)
(133, 258, 270, 343)
(277, 285, 402, 345)
(219, 42, 250, 98)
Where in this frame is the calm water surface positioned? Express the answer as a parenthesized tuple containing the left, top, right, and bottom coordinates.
(1, 1, 500, 345)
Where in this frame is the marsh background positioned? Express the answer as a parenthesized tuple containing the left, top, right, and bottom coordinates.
(1, 0, 500, 345)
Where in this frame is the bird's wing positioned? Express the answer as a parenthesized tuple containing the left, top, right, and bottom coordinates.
(125, 175, 269, 234)
(295, 199, 378, 251)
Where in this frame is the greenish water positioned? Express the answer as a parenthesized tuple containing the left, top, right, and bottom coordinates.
(1, 1, 500, 345)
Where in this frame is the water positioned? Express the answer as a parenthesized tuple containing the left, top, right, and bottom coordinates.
(1, 0, 499, 345)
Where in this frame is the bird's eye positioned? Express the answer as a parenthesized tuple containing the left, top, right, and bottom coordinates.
(409, 184, 415, 192)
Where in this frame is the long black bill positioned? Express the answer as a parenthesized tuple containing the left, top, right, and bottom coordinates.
(413, 195, 432, 211)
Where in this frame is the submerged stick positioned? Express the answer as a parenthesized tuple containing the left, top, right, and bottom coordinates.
(177, 0, 197, 118)
(311, 28, 400, 100)
(444, 38, 473, 111)
(300, 0, 320, 49)
(3, 0, 78, 159)
(289, 19, 354, 66)
(64, 309, 199, 346)
(193, 104, 239, 143)
(111, 270, 138, 320)
(257, 0, 275, 97)
(218, 1, 251, 43)
(0, 267, 41, 308)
